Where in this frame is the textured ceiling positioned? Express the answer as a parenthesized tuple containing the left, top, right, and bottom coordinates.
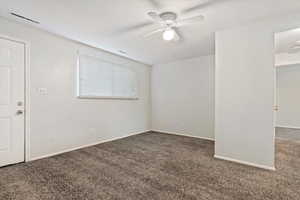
(1, 0, 300, 65)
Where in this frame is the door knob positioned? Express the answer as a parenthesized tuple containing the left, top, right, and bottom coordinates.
(16, 110, 24, 115)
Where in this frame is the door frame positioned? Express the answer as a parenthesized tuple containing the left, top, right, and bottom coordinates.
(0, 34, 31, 163)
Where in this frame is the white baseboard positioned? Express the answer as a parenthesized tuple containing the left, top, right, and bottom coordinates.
(152, 129, 215, 141)
(276, 125, 300, 130)
(214, 155, 276, 171)
(29, 130, 150, 162)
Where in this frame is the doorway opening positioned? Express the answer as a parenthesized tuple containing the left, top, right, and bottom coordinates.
(274, 28, 300, 167)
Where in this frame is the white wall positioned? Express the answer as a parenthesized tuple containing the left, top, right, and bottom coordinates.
(276, 65, 300, 128)
(151, 56, 215, 140)
(215, 13, 300, 170)
(0, 17, 151, 160)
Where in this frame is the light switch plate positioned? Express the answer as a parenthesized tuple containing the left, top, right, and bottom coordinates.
(37, 88, 48, 95)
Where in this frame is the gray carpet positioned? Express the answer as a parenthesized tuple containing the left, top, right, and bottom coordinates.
(0, 132, 300, 200)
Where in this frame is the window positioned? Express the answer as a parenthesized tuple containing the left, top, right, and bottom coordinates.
(77, 54, 138, 99)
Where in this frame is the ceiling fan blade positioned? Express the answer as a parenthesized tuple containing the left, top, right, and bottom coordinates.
(147, 11, 161, 22)
(177, 15, 205, 27)
(182, 0, 232, 14)
(144, 28, 165, 38)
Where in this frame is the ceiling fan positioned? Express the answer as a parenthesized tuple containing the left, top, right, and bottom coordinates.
(144, 11, 204, 41)
(116, 0, 231, 42)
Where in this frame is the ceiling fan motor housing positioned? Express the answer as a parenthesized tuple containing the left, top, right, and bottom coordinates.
(160, 12, 177, 25)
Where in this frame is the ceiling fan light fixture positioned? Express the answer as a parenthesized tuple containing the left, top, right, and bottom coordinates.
(163, 28, 175, 41)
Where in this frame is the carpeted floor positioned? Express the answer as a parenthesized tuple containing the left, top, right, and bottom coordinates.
(0, 132, 300, 200)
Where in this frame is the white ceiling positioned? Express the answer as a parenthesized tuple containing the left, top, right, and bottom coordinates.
(1, 0, 300, 65)
(276, 28, 300, 54)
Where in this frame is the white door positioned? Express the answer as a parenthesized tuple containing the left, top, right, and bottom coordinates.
(0, 37, 25, 167)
